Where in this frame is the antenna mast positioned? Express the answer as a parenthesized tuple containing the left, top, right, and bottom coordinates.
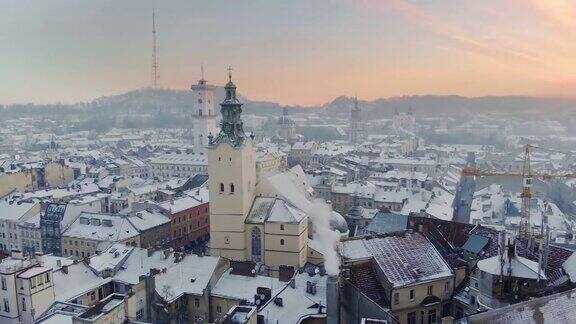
(151, 10, 159, 88)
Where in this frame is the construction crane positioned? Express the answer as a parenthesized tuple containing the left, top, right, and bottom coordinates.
(462, 144, 576, 237)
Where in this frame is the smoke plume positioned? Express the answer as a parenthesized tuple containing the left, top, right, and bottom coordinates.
(307, 199, 341, 276)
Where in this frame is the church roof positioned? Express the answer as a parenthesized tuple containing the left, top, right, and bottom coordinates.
(267, 198, 306, 224)
(246, 197, 307, 225)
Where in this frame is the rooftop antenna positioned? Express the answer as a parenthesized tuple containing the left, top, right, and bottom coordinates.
(151, 10, 160, 89)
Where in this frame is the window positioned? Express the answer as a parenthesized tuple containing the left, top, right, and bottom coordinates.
(225, 236, 230, 244)
(251, 227, 262, 262)
(136, 309, 143, 320)
(409, 289, 415, 301)
(280, 239, 285, 246)
(427, 285, 433, 295)
(407, 312, 416, 324)
(194, 298, 200, 307)
(3, 298, 9, 312)
(280, 225, 284, 231)
(1, 278, 5, 290)
(428, 309, 437, 324)
(393, 292, 399, 305)
(90, 291, 96, 301)
(219, 183, 224, 193)
(217, 305, 222, 314)
(444, 281, 450, 293)
(230, 183, 235, 194)
(21, 298, 25, 311)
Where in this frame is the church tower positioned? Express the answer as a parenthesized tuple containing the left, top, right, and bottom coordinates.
(191, 67, 217, 150)
(277, 107, 297, 143)
(207, 69, 256, 261)
(348, 96, 365, 144)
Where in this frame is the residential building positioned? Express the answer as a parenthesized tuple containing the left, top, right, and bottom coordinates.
(0, 200, 40, 253)
(0, 256, 54, 324)
(61, 212, 140, 259)
(157, 188, 209, 249)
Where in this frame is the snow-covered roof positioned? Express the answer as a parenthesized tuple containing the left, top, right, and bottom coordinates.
(212, 269, 284, 301)
(341, 233, 453, 288)
(339, 239, 372, 261)
(127, 210, 170, 231)
(154, 254, 220, 302)
(260, 269, 327, 324)
(477, 253, 545, 280)
(0, 200, 38, 221)
(17, 266, 51, 279)
(53, 263, 110, 302)
(157, 194, 207, 214)
(62, 212, 139, 242)
(266, 199, 306, 224)
(149, 152, 207, 165)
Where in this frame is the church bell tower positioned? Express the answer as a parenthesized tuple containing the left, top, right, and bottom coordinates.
(207, 69, 256, 261)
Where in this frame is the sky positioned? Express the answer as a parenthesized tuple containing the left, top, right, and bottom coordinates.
(1, 0, 575, 106)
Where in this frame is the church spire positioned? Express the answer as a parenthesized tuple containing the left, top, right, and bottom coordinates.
(210, 67, 246, 147)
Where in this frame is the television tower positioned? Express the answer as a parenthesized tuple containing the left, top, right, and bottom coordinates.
(151, 10, 159, 88)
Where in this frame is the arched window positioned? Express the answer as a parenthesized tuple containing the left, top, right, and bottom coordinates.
(280, 239, 285, 246)
(219, 183, 224, 193)
(230, 183, 235, 194)
(251, 227, 262, 262)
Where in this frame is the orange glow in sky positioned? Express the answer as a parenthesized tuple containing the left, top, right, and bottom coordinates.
(1, 0, 576, 105)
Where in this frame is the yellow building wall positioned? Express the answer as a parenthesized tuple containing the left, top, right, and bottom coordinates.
(208, 141, 256, 261)
(0, 172, 32, 197)
(45, 162, 75, 188)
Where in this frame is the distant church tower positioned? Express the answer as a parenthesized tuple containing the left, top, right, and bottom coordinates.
(277, 107, 297, 143)
(207, 69, 256, 261)
(191, 67, 217, 151)
(348, 96, 365, 144)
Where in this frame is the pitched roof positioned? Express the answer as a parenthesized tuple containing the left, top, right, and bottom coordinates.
(467, 288, 576, 324)
(462, 234, 490, 255)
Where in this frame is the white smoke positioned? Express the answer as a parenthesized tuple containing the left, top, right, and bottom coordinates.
(307, 199, 341, 276)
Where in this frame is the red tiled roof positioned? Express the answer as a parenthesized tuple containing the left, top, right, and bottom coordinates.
(348, 262, 388, 307)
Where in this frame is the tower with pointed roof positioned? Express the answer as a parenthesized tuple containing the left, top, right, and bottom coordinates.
(277, 107, 297, 143)
(348, 96, 365, 144)
(191, 66, 217, 150)
(207, 69, 257, 261)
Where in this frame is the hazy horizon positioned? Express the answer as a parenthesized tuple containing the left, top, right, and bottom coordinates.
(2, 0, 576, 106)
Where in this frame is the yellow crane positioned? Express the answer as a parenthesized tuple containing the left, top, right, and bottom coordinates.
(462, 144, 576, 237)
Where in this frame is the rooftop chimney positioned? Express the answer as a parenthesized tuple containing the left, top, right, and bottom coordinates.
(327, 275, 340, 324)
